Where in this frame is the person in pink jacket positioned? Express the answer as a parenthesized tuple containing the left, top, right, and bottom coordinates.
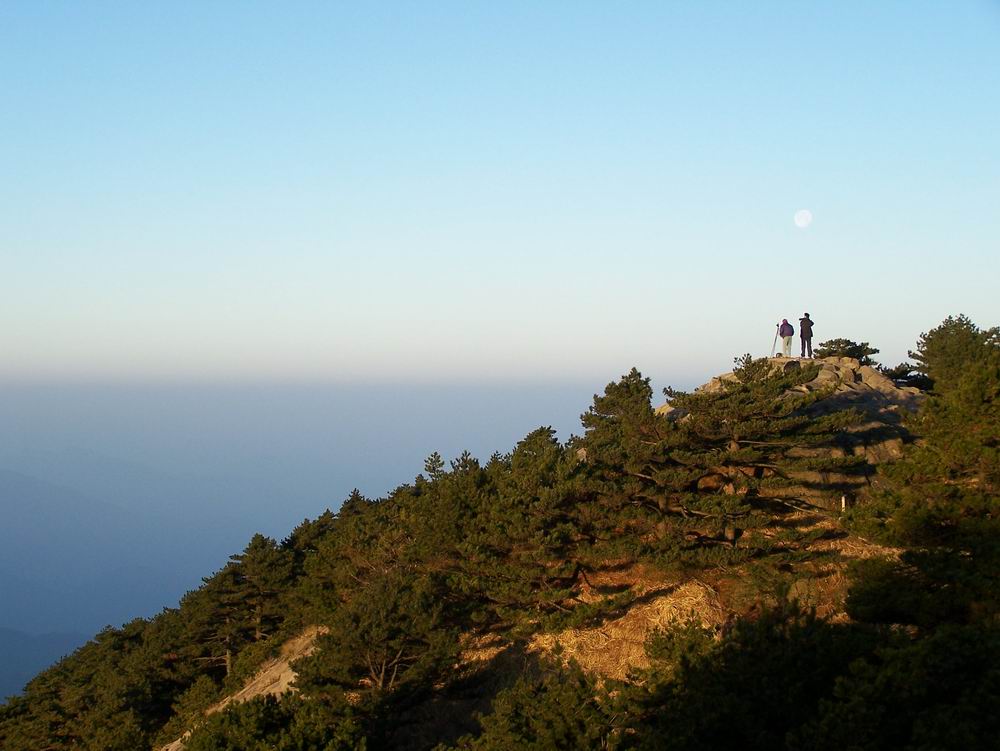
(778, 319, 794, 356)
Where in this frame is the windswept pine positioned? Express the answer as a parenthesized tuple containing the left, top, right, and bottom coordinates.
(2, 317, 998, 751)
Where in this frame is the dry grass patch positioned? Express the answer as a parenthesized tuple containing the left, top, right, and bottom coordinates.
(528, 579, 727, 681)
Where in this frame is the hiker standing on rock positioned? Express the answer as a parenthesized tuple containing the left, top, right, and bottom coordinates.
(779, 319, 794, 357)
(799, 313, 815, 358)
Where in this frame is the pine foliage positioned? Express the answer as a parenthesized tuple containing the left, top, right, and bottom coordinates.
(846, 315, 1000, 627)
(813, 338, 880, 366)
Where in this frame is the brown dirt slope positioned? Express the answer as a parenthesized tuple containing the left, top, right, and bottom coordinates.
(526, 511, 894, 681)
(159, 626, 326, 751)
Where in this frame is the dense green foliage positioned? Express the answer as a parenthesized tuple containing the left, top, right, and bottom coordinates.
(579, 358, 863, 567)
(846, 315, 1000, 627)
(814, 338, 881, 366)
(909, 314, 999, 391)
(183, 695, 365, 751)
(451, 663, 621, 751)
(2, 317, 998, 750)
(878, 361, 933, 390)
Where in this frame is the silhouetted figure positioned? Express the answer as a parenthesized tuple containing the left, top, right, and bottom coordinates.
(799, 313, 814, 358)
(778, 319, 794, 357)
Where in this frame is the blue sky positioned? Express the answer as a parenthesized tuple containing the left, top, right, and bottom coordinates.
(3, 1, 999, 382)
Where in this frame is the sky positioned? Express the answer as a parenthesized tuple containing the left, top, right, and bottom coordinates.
(1, 3, 999, 690)
(2, 1, 998, 383)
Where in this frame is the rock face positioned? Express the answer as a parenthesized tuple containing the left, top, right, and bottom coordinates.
(658, 357, 925, 510)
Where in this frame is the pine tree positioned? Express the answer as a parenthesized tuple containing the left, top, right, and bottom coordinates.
(301, 492, 411, 623)
(574, 368, 677, 551)
(813, 338, 880, 365)
(424, 452, 446, 480)
(453, 427, 587, 626)
(909, 314, 1000, 391)
(283, 510, 337, 571)
(577, 361, 863, 566)
(183, 565, 249, 677)
(661, 356, 863, 557)
(229, 534, 295, 642)
(293, 572, 458, 702)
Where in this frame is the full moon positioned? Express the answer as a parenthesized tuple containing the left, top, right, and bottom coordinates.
(794, 209, 813, 229)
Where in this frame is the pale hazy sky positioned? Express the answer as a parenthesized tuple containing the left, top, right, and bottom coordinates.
(3, 2, 999, 382)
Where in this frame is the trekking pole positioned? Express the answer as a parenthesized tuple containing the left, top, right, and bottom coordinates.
(770, 323, 779, 357)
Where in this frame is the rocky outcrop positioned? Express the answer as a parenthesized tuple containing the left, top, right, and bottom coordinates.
(783, 357, 922, 475)
(695, 356, 922, 411)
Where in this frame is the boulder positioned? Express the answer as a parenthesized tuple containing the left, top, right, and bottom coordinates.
(654, 403, 689, 422)
(862, 436, 905, 463)
(858, 365, 898, 394)
(774, 358, 802, 374)
(810, 368, 843, 388)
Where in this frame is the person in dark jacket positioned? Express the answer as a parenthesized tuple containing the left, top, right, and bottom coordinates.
(779, 319, 794, 356)
(799, 313, 815, 358)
